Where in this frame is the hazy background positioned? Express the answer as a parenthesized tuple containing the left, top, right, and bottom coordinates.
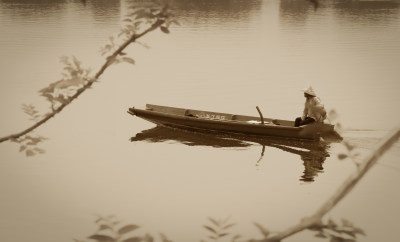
(0, 0, 399, 241)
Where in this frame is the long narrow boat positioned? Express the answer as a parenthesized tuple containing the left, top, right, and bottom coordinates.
(127, 104, 342, 141)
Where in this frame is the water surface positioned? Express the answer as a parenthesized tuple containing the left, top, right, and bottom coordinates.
(0, 0, 400, 241)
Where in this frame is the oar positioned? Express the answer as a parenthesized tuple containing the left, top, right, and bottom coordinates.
(256, 106, 265, 124)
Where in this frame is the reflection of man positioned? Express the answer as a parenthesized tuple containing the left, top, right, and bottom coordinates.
(266, 142, 329, 182)
(295, 86, 327, 127)
(300, 152, 327, 182)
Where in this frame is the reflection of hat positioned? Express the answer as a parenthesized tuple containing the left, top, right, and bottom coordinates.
(302, 86, 316, 96)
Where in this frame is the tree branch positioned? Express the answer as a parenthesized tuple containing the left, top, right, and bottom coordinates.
(0, 19, 165, 143)
(258, 124, 400, 242)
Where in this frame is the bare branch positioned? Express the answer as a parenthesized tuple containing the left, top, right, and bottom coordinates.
(251, 124, 400, 242)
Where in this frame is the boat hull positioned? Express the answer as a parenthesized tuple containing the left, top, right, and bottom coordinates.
(128, 104, 341, 141)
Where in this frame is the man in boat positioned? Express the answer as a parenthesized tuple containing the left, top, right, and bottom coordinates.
(294, 86, 326, 127)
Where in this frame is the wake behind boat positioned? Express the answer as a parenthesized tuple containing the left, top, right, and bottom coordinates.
(127, 104, 342, 141)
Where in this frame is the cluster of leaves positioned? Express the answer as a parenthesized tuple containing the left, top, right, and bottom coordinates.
(78, 215, 365, 242)
(75, 215, 173, 242)
(14, 56, 90, 156)
(100, 0, 179, 66)
(39, 56, 91, 110)
(337, 140, 361, 167)
(11, 134, 46, 156)
(100, 36, 136, 66)
(327, 110, 342, 133)
(328, 110, 360, 165)
(201, 217, 238, 242)
(123, 0, 178, 35)
(9, 104, 47, 156)
(310, 218, 365, 242)
(22, 104, 42, 122)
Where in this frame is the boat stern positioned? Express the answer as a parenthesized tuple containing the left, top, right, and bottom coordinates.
(127, 107, 136, 116)
(298, 123, 343, 141)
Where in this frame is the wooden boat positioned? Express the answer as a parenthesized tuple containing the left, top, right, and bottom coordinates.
(127, 104, 342, 141)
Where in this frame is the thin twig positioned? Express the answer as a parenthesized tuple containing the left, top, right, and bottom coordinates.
(0, 19, 165, 143)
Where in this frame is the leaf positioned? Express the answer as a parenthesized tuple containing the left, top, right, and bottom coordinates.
(134, 10, 154, 20)
(222, 216, 231, 225)
(108, 57, 121, 65)
(315, 232, 327, 238)
(203, 225, 217, 234)
(25, 135, 45, 146)
(159, 233, 172, 242)
(142, 234, 153, 242)
(208, 217, 220, 227)
(26, 149, 35, 157)
(218, 232, 229, 238)
(337, 228, 357, 238)
(329, 236, 342, 242)
(112, 221, 120, 226)
(72, 56, 81, 69)
(341, 219, 353, 227)
(353, 227, 366, 236)
(338, 154, 348, 160)
(222, 223, 235, 230)
(118, 224, 140, 235)
(253, 222, 270, 238)
(343, 142, 355, 151)
(122, 57, 135, 65)
(99, 224, 112, 231)
(102, 44, 112, 53)
(73, 239, 86, 242)
(134, 21, 143, 27)
(88, 234, 115, 242)
(19, 145, 27, 152)
(121, 237, 142, 242)
(328, 109, 338, 121)
(167, 19, 180, 26)
(327, 219, 337, 228)
(22, 104, 42, 121)
(160, 26, 170, 34)
(54, 77, 85, 90)
(73, 239, 87, 242)
(95, 217, 104, 223)
(33, 147, 45, 154)
(60, 55, 70, 65)
(231, 234, 242, 242)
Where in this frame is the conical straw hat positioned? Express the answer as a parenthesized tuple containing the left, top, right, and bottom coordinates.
(302, 86, 316, 96)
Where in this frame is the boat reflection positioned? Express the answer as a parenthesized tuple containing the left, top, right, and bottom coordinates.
(131, 126, 331, 183)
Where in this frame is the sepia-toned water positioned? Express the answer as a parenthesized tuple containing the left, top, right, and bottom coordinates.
(0, 0, 400, 241)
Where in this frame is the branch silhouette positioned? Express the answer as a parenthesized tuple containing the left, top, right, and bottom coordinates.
(248, 124, 400, 242)
(0, 3, 175, 144)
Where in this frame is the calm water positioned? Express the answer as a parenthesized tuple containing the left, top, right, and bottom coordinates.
(1, 0, 400, 241)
